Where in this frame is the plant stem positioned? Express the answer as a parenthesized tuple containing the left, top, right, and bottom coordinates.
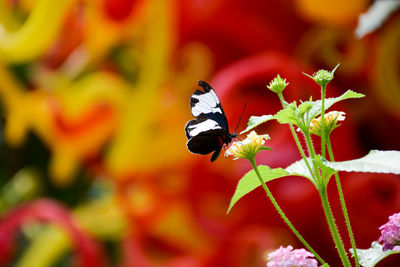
(249, 157, 326, 265)
(319, 187, 351, 267)
(320, 84, 326, 158)
(277, 92, 316, 182)
(326, 137, 359, 267)
(303, 132, 322, 186)
(304, 129, 350, 266)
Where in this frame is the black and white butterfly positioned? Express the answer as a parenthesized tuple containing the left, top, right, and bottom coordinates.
(185, 81, 237, 162)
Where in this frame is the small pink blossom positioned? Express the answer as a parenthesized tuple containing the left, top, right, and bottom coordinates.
(266, 246, 318, 267)
(379, 212, 400, 251)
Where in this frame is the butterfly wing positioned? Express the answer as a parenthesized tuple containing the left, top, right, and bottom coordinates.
(185, 81, 231, 161)
(185, 119, 227, 162)
(189, 81, 229, 130)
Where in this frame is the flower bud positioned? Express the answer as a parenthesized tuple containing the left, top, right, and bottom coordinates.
(305, 64, 339, 87)
(267, 75, 289, 93)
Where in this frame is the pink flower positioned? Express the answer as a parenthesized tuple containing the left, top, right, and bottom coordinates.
(266, 246, 318, 267)
(379, 212, 400, 251)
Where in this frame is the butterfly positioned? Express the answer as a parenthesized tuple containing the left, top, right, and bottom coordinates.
(185, 81, 237, 162)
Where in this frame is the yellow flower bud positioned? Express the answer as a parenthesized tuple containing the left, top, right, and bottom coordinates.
(310, 111, 346, 136)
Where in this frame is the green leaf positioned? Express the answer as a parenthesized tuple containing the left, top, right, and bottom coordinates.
(227, 160, 322, 214)
(350, 242, 400, 267)
(285, 157, 338, 186)
(284, 158, 316, 182)
(323, 150, 400, 175)
(298, 101, 312, 114)
(314, 156, 338, 183)
(308, 90, 365, 119)
(274, 102, 300, 125)
(240, 115, 274, 134)
(227, 166, 288, 214)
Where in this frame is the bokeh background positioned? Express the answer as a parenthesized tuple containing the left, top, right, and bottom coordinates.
(0, 0, 399, 266)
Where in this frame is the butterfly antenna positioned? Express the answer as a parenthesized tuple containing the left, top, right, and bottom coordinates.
(234, 102, 247, 134)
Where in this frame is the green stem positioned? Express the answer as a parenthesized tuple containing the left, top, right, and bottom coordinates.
(305, 128, 349, 266)
(303, 133, 322, 186)
(326, 137, 359, 267)
(320, 84, 326, 158)
(319, 187, 351, 267)
(304, 130, 350, 266)
(289, 124, 316, 178)
(249, 157, 326, 265)
(277, 92, 316, 182)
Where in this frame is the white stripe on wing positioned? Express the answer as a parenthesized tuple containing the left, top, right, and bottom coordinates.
(187, 119, 221, 137)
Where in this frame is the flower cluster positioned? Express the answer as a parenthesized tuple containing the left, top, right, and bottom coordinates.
(379, 212, 400, 251)
(225, 131, 270, 160)
(309, 111, 346, 136)
(266, 246, 318, 267)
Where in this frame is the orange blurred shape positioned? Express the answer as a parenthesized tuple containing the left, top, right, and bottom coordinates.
(45, 72, 130, 185)
(116, 179, 213, 262)
(49, 100, 117, 186)
(294, 0, 368, 26)
(3, 87, 118, 187)
(83, 0, 147, 60)
(42, 6, 84, 68)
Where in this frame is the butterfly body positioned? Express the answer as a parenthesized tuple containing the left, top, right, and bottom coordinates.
(185, 81, 236, 162)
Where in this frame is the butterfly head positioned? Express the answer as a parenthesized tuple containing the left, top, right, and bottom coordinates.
(228, 132, 238, 143)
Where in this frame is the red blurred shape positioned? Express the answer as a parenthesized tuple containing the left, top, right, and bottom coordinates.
(103, 0, 139, 22)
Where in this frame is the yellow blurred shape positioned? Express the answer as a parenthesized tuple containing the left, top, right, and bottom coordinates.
(374, 15, 400, 117)
(295, 0, 367, 26)
(106, 0, 186, 176)
(0, 0, 76, 63)
(16, 224, 71, 267)
(75, 196, 128, 240)
(0, 61, 131, 185)
(126, 184, 156, 217)
(151, 203, 212, 255)
(49, 149, 79, 187)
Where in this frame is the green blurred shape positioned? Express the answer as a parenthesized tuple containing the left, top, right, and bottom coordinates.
(0, 167, 42, 213)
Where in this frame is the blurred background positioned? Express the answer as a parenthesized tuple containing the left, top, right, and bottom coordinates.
(0, 0, 399, 266)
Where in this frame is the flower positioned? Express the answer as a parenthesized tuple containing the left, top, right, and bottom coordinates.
(266, 246, 318, 267)
(378, 212, 400, 251)
(267, 75, 289, 93)
(309, 111, 346, 136)
(225, 131, 270, 160)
